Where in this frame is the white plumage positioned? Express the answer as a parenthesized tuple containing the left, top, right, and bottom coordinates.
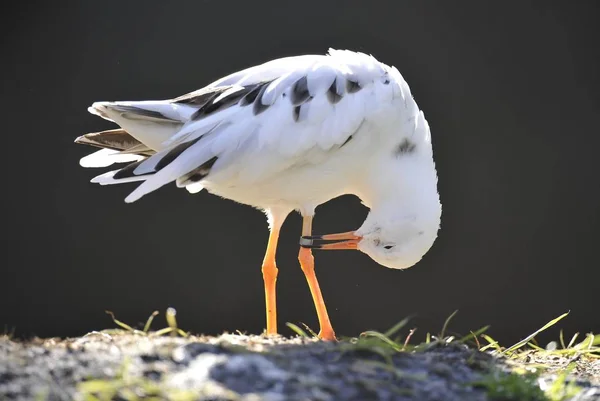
(76, 48, 441, 340)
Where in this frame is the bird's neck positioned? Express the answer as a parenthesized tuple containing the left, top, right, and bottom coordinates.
(358, 150, 441, 224)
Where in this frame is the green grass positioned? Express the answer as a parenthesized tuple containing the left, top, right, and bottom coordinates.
(286, 310, 598, 401)
(473, 371, 547, 401)
(104, 308, 189, 338)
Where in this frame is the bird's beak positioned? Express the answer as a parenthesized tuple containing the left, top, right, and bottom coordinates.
(299, 231, 361, 250)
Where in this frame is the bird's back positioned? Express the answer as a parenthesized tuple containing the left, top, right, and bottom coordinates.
(77, 49, 420, 210)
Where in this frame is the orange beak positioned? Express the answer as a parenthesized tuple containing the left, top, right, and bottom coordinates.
(300, 231, 361, 250)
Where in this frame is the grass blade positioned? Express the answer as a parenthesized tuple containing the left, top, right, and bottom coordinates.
(286, 323, 308, 338)
(143, 311, 159, 333)
(153, 327, 173, 336)
(360, 331, 402, 351)
(458, 325, 490, 344)
(105, 311, 135, 332)
(403, 328, 417, 350)
(301, 323, 318, 338)
(503, 312, 569, 355)
(440, 310, 458, 339)
(559, 329, 566, 349)
(567, 333, 580, 349)
(383, 316, 412, 338)
(165, 307, 178, 337)
(480, 334, 501, 352)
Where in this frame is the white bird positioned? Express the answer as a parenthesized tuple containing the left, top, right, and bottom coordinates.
(75, 49, 441, 341)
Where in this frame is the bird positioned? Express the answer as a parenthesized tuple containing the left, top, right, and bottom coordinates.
(75, 48, 442, 341)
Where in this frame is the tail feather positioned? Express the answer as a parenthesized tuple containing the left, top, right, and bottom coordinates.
(87, 101, 194, 150)
(91, 169, 150, 185)
(79, 148, 145, 168)
(75, 129, 155, 156)
(75, 128, 154, 168)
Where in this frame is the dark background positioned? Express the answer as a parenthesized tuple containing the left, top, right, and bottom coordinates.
(2, 1, 599, 345)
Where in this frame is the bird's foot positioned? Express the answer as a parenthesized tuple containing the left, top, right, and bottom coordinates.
(318, 329, 337, 342)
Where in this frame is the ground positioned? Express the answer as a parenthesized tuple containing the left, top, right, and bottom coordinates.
(0, 312, 598, 401)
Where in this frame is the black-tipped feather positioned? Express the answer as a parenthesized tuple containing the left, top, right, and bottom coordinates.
(326, 78, 343, 104)
(199, 89, 248, 117)
(253, 84, 271, 115)
(111, 105, 177, 122)
(291, 76, 311, 105)
(155, 137, 202, 171)
(173, 86, 233, 106)
(113, 160, 152, 179)
(179, 156, 219, 184)
(239, 85, 262, 106)
(346, 79, 362, 93)
(293, 105, 301, 122)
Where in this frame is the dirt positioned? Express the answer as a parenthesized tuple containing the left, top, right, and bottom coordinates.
(0, 331, 598, 401)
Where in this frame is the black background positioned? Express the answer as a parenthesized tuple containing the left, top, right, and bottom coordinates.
(2, 1, 599, 345)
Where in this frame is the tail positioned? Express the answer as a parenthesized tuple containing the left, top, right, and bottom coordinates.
(78, 87, 239, 201)
(77, 99, 199, 180)
(77, 108, 226, 200)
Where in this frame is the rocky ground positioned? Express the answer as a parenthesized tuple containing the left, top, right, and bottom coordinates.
(1, 328, 598, 401)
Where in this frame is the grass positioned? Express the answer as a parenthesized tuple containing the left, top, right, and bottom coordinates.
(104, 308, 189, 338)
(473, 371, 547, 401)
(290, 310, 598, 401)
(73, 309, 598, 401)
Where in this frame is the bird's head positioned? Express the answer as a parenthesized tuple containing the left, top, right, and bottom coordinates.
(356, 210, 441, 269)
(301, 202, 441, 270)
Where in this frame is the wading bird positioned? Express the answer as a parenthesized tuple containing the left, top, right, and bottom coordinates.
(76, 49, 441, 341)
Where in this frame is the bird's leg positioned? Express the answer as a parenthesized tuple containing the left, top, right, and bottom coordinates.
(298, 216, 336, 341)
(262, 227, 280, 335)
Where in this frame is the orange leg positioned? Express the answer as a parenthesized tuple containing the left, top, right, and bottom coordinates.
(262, 227, 280, 335)
(298, 216, 336, 341)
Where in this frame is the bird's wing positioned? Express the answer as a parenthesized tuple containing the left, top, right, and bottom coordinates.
(86, 49, 412, 203)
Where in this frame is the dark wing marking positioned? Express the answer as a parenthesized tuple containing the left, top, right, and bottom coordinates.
(292, 105, 301, 122)
(340, 135, 353, 148)
(199, 89, 248, 116)
(253, 83, 272, 115)
(291, 76, 310, 105)
(346, 79, 362, 93)
(326, 78, 343, 104)
(178, 156, 219, 184)
(239, 84, 262, 106)
(395, 138, 417, 155)
(188, 81, 276, 120)
(239, 80, 275, 108)
(173, 86, 234, 106)
(110, 105, 178, 122)
(111, 136, 203, 180)
(155, 137, 203, 171)
(113, 159, 152, 179)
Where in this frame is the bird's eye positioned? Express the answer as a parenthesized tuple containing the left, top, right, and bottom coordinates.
(383, 245, 394, 250)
